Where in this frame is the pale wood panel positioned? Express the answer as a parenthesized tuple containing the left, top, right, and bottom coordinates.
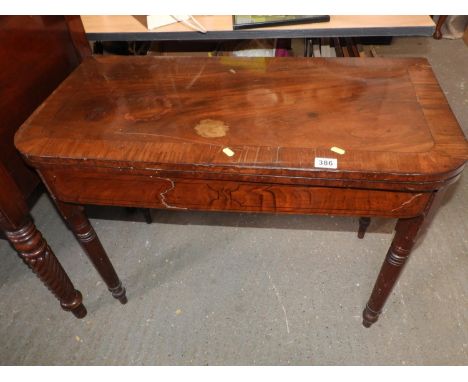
(81, 15, 434, 34)
(82, 15, 233, 33)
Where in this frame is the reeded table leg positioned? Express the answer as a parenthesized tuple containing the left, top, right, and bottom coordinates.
(357, 217, 371, 239)
(363, 215, 425, 327)
(55, 201, 127, 304)
(4, 218, 87, 318)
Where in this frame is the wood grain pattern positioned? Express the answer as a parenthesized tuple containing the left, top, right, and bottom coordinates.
(39, 168, 432, 218)
(16, 56, 468, 189)
(0, 16, 85, 199)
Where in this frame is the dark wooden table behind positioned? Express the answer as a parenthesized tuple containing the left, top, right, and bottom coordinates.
(0, 15, 91, 317)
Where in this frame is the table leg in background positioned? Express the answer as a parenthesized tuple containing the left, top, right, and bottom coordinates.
(357, 217, 371, 239)
(54, 201, 127, 304)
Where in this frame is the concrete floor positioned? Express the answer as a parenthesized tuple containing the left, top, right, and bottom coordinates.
(0, 37, 467, 365)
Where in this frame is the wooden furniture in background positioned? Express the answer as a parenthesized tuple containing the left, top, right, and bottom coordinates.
(433, 15, 448, 39)
(15, 56, 468, 326)
(0, 163, 87, 318)
(0, 16, 90, 200)
(81, 15, 435, 41)
(0, 15, 121, 317)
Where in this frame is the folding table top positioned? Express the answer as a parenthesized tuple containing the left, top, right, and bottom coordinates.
(15, 56, 467, 185)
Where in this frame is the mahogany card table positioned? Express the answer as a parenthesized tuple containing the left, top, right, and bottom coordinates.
(15, 56, 468, 327)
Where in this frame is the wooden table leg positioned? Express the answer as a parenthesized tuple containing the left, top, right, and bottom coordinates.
(55, 201, 127, 304)
(362, 210, 432, 327)
(143, 208, 153, 224)
(125, 207, 153, 224)
(1, 163, 86, 318)
(3, 218, 87, 318)
(362, 190, 446, 327)
(433, 15, 448, 39)
(357, 217, 371, 239)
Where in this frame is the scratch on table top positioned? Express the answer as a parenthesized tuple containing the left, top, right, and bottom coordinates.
(122, 131, 223, 147)
(185, 62, 207, 90)
(102, 73, 112, 83)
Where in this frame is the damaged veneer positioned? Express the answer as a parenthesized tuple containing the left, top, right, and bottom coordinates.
(38, 167, 432, 218)
(14, 56, 468, 327)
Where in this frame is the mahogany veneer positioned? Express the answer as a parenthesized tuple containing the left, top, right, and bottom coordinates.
(0, 15, 87, 198)
(0, 15, 96, 318)
(15, 56, 468, 327)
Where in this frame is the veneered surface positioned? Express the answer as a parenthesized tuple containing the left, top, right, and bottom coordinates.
(15, 56, 468, 184)
(0, 15, 84, 198)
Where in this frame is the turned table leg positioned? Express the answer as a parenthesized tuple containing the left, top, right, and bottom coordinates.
(362, 215, 426, 327)
(362, 189, 444, 328)
(357, 217, 371, 239)
(4, 218, 87, 318)
(55, 201, 127, 304)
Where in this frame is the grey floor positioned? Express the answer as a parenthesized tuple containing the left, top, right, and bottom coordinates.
(0, 37, 467, 365)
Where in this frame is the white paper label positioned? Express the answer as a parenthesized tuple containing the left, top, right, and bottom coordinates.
(314, 157, 337, 169)
(222, 147, 235, 157)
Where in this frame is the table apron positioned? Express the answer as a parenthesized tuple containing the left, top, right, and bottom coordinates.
(39, 168, 432, 218)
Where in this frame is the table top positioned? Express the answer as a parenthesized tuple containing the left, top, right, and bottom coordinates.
(16, 56, 467, 186)
(82, 15, 435, 41)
